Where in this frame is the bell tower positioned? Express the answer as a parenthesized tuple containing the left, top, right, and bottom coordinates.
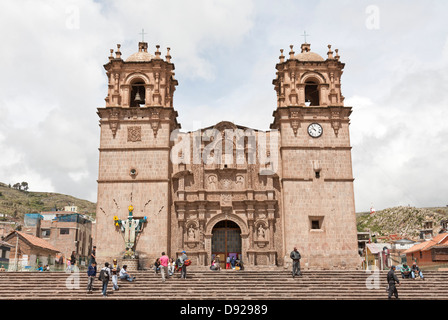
(271, 43, 360, 269)
(95, 42, 180, 267)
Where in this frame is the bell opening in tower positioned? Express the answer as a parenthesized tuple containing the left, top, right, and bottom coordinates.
(130, 80, 146, 107)
(305, 81, 319, 106)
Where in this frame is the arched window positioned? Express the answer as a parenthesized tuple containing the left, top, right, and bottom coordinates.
(130, 80, 146, 107)
(305, 80, 320, 106)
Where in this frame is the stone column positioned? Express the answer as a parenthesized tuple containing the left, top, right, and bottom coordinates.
(245, 201, 255, 250)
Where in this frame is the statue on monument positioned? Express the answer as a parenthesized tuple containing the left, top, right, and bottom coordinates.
(114, 205, 147, 258)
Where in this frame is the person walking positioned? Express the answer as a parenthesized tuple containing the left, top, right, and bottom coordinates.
(387, 265, 400, 299)
(226, 256, 231, 269)
(99, 262, 111, 297)
(70, 251, 77, 269)
(89, 246, 96, 266)
(180, 251, 188, 279)
(290, 247, 302, 278)
(159, 252, 170, 282)
(86, 261, 97, 294)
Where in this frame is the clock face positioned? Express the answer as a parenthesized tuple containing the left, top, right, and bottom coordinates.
(308, 123, 323, 138)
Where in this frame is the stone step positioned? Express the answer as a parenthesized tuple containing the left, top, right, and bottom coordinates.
(1, 270, 447, 300)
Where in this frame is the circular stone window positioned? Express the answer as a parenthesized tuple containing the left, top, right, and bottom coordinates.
(129, 168, 138, 177)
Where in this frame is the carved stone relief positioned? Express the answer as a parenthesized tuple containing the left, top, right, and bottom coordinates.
(127, 126, 142, 142)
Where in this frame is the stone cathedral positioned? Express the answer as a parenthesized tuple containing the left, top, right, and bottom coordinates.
(95, 41, 360, 270)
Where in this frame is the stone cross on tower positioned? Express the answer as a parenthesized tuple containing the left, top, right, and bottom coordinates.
(302, 30, 310, 44)
(139, 28, 147, 42)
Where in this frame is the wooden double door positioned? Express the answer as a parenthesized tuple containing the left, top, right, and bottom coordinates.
(211, 220, 242, 265)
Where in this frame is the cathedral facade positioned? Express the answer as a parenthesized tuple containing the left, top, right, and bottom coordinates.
(95, 41, 360, 270)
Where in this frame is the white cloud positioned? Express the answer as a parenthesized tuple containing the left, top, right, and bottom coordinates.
(0, 0, 447, 213)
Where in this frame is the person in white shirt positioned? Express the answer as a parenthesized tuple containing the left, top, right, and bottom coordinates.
(119, 265, 136, 282)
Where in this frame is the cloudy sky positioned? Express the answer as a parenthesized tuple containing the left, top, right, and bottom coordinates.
(0, 0, 447, 212)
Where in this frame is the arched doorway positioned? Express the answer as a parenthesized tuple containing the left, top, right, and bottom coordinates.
(211, 220, 242, 266)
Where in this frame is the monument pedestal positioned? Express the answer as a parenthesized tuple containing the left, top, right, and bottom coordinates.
(121, 258, 139, 271)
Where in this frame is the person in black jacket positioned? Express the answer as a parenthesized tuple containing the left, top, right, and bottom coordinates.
(290, 247, 302, 278)
(70, 251, 77, 269)
(387, 265, 400, 299)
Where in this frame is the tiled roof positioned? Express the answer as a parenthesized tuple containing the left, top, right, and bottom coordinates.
(6, 231, 61, 253)
(403, 233, 448, 254)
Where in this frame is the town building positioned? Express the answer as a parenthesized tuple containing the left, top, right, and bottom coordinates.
(3, 231, 61, 271)
(363, 243, 392, 270)
(40, 211, 93, 266)
(403, 233, 448, 269)
(20, 208, 94, 266)
(94, 41, 361, 270)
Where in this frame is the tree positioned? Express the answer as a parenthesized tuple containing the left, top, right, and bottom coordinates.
(21, 182, 29, 191)
(12, 183, 21, 190)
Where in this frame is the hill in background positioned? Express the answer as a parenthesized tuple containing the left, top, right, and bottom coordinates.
(0, 182, 96, 220)
(357, 206, 448, 240)
(2, 181, 448, 241)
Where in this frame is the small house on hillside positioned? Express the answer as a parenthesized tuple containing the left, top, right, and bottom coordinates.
(403, 233, 448, 269)
(3, 231, 61, 271)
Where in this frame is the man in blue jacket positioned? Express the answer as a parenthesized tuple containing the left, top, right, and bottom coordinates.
(86, 261, 97, 293)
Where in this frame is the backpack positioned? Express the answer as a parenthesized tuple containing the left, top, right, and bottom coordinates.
(98, 268, 109, 281)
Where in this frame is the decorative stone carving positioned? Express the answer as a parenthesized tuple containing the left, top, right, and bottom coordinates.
(150, 109, 160, 137)
(219, 171, 234, 190)
(289, 110, 301, 136)
(254, 222, 269, 248)
(127, 126, 142, 142)
(108, 109, 120, 137)
(220, 193, 232, 207)
(236, 175, 244, 188)
(257, 225, 266, 239)
(330, 108, 342, 136)
(185, 222, 200, 249)
(188, 225, 196, 240)
(207, 174, 217, 190)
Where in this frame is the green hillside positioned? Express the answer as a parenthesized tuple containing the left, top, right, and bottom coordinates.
(0, 182, 96, 220)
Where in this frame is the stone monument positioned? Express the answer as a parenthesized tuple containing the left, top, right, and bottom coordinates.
(114, 205, 147, 271)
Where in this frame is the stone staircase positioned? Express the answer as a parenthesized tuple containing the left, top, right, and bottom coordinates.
(1, 269, 447, 300)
